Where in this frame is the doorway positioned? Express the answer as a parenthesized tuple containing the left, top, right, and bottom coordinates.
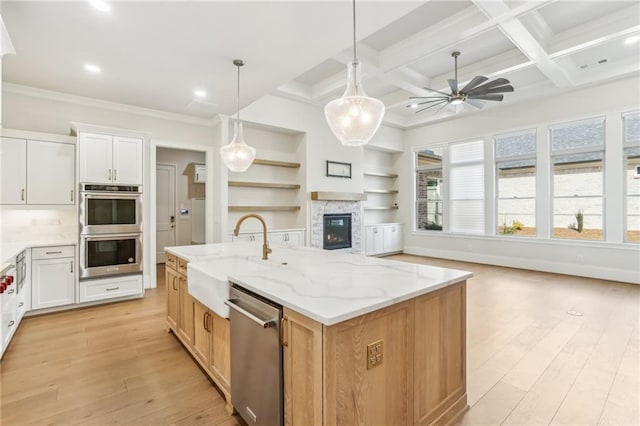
(156, 163, 176, 263)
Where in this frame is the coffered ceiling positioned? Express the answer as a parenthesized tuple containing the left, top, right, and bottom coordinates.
(2, 1, 639, 129)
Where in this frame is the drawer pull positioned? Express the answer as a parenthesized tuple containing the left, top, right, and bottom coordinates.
(70, 261, 74, 273)
(46, 251, 62, 255)
(21, 188, 25, 201)
(18, 302, 24, 307)
(105, 287, 120, 291)
(8, 320, 15, 328)
(7, 288, 14, 294)
(70, 190, 74, 202)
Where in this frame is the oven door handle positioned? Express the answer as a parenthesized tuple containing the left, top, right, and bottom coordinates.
(81, 193, 142, 200)
(82, 233, 142, 241)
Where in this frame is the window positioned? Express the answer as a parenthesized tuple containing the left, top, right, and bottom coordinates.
(415, 147, 443, 231)
(495, 130, 536, 236)
(449, 140, 484, 234)
(550, 118, 605, 240)
(624, 112, 640, 243)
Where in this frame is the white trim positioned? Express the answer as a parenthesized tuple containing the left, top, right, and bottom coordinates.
(3, 83, 215, 128)
(403, 244, 639, 285)
(0, 127, 75, 144)
(155, 162, 178, 264)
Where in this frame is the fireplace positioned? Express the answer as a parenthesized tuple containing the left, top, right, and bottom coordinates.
(323, 213, 352, 250)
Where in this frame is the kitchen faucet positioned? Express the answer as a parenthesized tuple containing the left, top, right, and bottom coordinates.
(233, 213, 272, 260)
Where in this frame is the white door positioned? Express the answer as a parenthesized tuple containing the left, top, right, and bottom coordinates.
(0, 137, 27, 204)
(113, 136, 143, 185)
(27, 140, 75, 205)
(156, 164, 176, 263)
(78, 132, 112, 183)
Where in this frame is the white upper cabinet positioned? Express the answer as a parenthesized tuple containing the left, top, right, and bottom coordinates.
(0, 137, 27, 204)
(27, 140, 75, 205)
(113, 136, 143, 185)
(1, 137, 75, 205)
(79, 132, 143, 185)
(79, 132, 112, 184)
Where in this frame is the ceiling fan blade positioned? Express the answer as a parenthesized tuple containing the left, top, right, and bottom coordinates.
(460, 76, 488, 93)
(411, 98, 449, 106)
(463, 78, 511, 94)
(448, 79, 458, 94)
(464, 98, 485, 109)
(433, 101, 451, 115)
(416, 100, 449, 114)
(466, 94, 504, 102)
(409, 96, 448, 100)
(422, 87, 451, 96)
(466, 85, 514, 96)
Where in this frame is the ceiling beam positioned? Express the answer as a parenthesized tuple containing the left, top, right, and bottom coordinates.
(472, 0, 573, 89)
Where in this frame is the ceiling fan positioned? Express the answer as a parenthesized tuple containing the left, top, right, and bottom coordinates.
(408, 51, 514, 114)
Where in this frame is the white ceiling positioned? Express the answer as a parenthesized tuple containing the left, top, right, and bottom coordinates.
(2, 1, 639, 129)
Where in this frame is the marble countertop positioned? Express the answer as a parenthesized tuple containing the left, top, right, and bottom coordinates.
(1, 239, 77, 271)
(166, 243, 472, 326)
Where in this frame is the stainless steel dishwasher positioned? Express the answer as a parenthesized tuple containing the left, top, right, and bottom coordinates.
(225, 284, 283, 426)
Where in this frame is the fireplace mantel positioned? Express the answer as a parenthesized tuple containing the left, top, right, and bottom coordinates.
(310, 192, 367, 201)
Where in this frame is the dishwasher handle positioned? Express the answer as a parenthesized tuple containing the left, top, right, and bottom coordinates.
(225, 298, 277, 329)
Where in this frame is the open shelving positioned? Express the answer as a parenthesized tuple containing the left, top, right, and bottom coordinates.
(228, 181, 301, 190)
(228, 206, 301, 212)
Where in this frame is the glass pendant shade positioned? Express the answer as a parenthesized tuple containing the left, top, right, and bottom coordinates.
(324, 60, 385, 146)
(220, 121, 256, 172)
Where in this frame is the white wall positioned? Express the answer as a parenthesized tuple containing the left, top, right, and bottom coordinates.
(156, 147, 206, 245)
(240, 94, 403, 193)
(400, 75, 640, 284)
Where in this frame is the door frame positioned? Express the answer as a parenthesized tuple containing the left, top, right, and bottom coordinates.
(147, 139, 213, 289)
(156, 162, 178, 263)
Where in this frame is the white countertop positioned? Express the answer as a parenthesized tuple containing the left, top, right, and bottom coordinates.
(166, 243, 472, 326)
(1, 239, 77, 270)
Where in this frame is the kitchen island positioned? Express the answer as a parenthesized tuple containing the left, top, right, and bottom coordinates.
(165, 243, 472, 425)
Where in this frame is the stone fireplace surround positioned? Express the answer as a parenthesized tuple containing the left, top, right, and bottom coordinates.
(310, 199, 363, 254)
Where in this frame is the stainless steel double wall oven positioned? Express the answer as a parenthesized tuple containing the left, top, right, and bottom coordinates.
(79, 184, 143, 279)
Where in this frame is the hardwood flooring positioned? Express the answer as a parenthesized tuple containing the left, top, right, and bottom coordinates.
(1, 257, 638, 425)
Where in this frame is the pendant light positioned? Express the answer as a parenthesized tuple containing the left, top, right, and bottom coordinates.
(220, 59, 256, 172)
(324, 0, 385, 147)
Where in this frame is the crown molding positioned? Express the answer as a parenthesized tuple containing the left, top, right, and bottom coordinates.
(2, 82, 215, 127)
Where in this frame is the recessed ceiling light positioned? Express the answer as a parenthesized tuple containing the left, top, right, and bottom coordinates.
(89, 0, 111, 12)
(625, 35, 640, 45)
(85, 64, 101, 73)
(194, 90, 207, 98)
(410, 104, 418, 109)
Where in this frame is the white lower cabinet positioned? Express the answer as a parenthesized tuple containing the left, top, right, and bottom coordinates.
(231, 229, 305, 247)
(79, 274, 143, 303)
(31, 246, 76, 310)
(365, 223, 403, 256)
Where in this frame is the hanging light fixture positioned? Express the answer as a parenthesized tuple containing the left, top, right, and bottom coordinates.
(324, 0, 385, 147)
(220, 59, 256, 172)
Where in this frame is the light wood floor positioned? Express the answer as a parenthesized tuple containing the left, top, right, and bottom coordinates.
(1, 257, 638, 425)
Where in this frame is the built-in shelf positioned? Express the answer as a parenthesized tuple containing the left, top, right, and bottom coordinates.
(253, 159, 301, 168)
(364, 206, 399, 211)
(364, 189, 399, 194)
(228, 181, 301, 190)
(228, 206, 301, 212)
(364, 171, 398, 178)
(310, 191, 367, 201)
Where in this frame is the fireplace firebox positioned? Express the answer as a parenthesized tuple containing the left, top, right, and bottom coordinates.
(323, 213, 352, 250)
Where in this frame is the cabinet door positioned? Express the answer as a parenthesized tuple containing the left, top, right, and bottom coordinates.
(1, 137, 27, 204)
(210, 312, 231, 392)
(192, 299, 211, 367)
(365, 227, 383, 255)
(27, 140, 75, 205)
(31, 257, 75, 310)
(194, 165, 206, 183)
(383, 225, 402, 253)
(177, 276, 194, 347)
(166, 267, 179, 331)
(283, 308, 323, 426)
(112, 136, 143, 185)
(79, 133, 113, 183)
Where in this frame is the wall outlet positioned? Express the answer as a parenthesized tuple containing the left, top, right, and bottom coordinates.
(367, 339, 384, 369)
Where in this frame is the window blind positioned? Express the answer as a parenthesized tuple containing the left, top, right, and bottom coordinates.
(449, 140, 484, 234)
